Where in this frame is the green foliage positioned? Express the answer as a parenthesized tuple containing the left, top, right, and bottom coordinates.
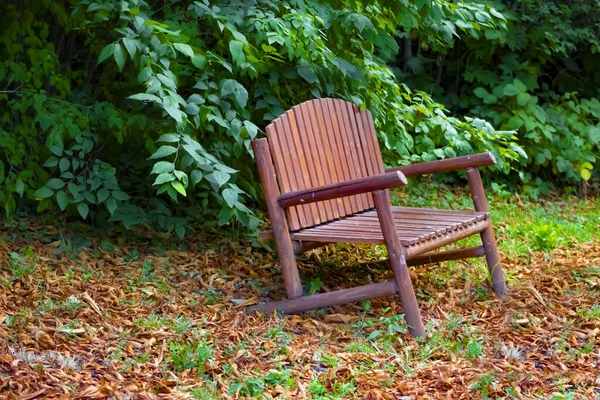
(2, 0, 596, 233)
(396, 0, 600, 185)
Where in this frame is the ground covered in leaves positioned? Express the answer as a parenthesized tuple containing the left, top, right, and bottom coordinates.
(1, 188, 600, 399)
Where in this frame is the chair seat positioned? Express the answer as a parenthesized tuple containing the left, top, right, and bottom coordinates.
(260, 206, 490, 256)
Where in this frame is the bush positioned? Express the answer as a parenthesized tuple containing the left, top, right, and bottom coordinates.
(6, 0, 595, 234)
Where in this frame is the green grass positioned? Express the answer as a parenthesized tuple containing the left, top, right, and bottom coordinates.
(391, 181, 600, 260)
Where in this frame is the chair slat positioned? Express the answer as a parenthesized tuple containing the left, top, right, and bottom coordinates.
(294, 104, 333, 222)
(265, 98, 386, 230)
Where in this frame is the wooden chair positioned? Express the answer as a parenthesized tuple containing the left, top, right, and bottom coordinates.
(251, 98, 507, 337)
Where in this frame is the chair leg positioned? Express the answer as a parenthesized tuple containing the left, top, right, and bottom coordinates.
(373, 190, 426, 337)
(465, 167, 508, 298)
(480, 226, 508, 298)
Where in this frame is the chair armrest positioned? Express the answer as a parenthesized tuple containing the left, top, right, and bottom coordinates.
(278, 171, 408, 208)
(385, 152, 496, 177)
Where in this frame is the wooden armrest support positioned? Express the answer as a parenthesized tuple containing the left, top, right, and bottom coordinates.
(385, 152, 496, 177)
(278, 171, 407, 208)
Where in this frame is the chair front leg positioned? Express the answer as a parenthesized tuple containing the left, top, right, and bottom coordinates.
(372, 190, 426, 337)
(466, 168, 508, 298)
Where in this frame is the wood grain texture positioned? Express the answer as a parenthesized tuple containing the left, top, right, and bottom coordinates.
(264, 98, 386, 230)
(278, 171, 407, 208)
(248, 280, 398, 315)
(386, 152, 496, 177)
(466, 167, 508, 298)
(373, 190, 425, 337)
(252, 139, 303, 299)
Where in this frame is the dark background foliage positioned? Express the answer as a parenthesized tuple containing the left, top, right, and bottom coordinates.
(1, 0, 598, 235)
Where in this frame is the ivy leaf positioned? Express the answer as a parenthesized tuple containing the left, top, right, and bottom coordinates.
(114, 43, 126, 71)
(77, 202, 89, 219)
(34, 187, 54, 198)
(98, 43, 115, 64)
(56, 190, 68, 211)
(47, 178, 65, 190)
(149, 145, 177, 159)
(298, 66, 318, 83)
(222, 187, 238, 207)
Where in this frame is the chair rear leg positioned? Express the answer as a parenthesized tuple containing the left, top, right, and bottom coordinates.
(480, 226, 508, 298)
(373, 190, 425, 337)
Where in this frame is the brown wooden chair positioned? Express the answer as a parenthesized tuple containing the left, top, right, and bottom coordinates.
(251, 98, 507, 337)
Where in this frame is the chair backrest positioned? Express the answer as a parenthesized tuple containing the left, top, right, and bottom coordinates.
(265, 98, 384, 231)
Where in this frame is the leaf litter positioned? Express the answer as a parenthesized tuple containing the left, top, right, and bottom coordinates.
(0, 221, 600, 399)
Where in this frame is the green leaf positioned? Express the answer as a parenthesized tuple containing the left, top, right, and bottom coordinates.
(581, 169, 592, 181)
(174, 43, 194, 58)
(171, 181, 186, 196)
(122, 37, 137, 59)
(77, 202, 89, 219)
(84, 191, 97, 204)
(15, 179, 24, 197)
(297, 66, 318, 83)
(56, 190, 68, 211)
(149, 145, 177, 160)
(473, 87, 488, 98)
(229, 40, 245, 66)
(175, 225, 185, 239)
(114, 43, 126, 71)
(49, 145, 63, 156)
(243, 121, 258, 139)
(106, 198, 117, 214)
(220, 79, 248, 108)
(98, 43, 115, 64)
(503, 84, 519, 97)
(112, 191, 130, 201)
(513, 79, 527, 92)
(34, 187, 54, 198)
(97, 188, 109, 203)
(222, 187, 238, 207)
(153, 173, 175, 185)
(191, 170, 203, 185)
(43, 157, 59, 167)
(128, 93, 162, 103)
(151, 161, 175, 174)
(212, 170, 230, 187)
(59, 158, 70, 173)
(157, 133, 180, 143)
(517, 93, 531, 106)
(47, 178, 65, 190)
